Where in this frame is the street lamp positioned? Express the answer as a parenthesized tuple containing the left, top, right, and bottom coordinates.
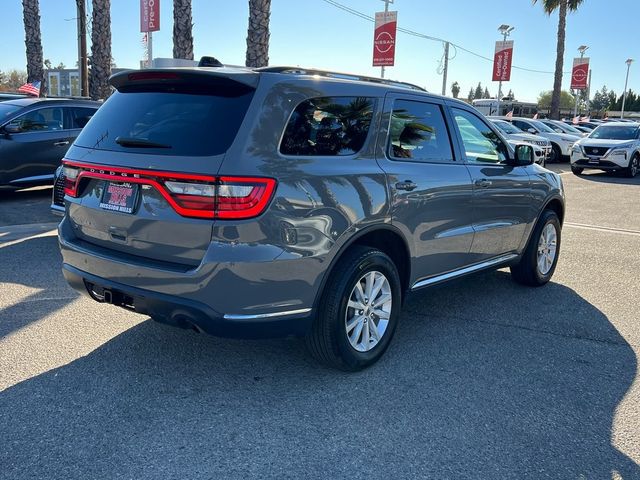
(496, 24, 514, 116)
(573, 45, 589, 118)
(621, 58, 634, 119)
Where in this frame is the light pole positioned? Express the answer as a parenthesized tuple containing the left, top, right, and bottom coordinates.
(573, 45, 588, 118)
(379, 0, 394, 79)
(496, 24, 514, 116)
(621, 58, 633, 119)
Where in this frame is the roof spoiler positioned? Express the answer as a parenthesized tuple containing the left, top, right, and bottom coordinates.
(109, 67, 259, 90)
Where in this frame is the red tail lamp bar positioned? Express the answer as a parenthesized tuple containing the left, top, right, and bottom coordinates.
(61, 160, 276, 220)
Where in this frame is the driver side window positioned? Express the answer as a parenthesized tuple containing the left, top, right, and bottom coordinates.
(9, 107, 66, 132)
(452, 108, 507, 164)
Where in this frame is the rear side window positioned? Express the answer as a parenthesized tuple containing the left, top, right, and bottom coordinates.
(388, 100, 453, 163)
(71, 107, 97, 128)
(280, 97, 375, 156)
(74, 88, 254, 156)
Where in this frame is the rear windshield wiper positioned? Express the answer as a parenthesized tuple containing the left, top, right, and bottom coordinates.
(115, 137, 172, 149)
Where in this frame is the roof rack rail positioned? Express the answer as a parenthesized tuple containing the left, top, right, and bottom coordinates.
(255, 66, 426, 92)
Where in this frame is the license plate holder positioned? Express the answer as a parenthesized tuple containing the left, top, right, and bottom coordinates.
(588, 158, 600, 164)
(99, 181, 139, 214)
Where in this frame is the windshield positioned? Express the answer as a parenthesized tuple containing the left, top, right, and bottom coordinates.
(590, 125, 640, 140)
(493, 120, 523, 134)
(542, 121, 564, 133)
(530, 120, 555, 133)
(554, 121, 582, 134)
(0, 103, 21, 122)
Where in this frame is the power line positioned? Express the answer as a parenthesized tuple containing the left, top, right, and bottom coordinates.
(319, 0, 569, 75)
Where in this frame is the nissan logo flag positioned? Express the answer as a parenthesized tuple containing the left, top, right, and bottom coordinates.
(571, 57, 590, 89)
(372, 11, 398, 67)
(492, 40, 514, 82)
(140, 0, 160, 32)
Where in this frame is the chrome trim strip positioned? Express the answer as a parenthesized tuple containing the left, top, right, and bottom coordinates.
(223, 308, 312, 321)
(411, 253, 518, 291)
(9, 173, 55, 184)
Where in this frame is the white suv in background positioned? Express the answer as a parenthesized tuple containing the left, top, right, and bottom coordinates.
(490, 116, 580, 163)
(570, 122, 640, 177)
(490, 119, 551, 166)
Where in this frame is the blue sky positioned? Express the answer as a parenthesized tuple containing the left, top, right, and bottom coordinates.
(1, 0, 638, 102)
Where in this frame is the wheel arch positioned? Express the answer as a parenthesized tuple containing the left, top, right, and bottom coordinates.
(312, 224, 412, 312)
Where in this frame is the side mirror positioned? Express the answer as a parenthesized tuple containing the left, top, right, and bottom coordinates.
(512, 144, 534, 166)
(4, 124, 22, 134)
(527, 128, 537, 134)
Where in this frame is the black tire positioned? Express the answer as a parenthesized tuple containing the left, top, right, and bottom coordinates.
(511, 210, 561, 287)
(549, 143, 562, 163)
(571, 165, 584, 175)
(624, 154, 639, 178)
(305, 246, 401, 371)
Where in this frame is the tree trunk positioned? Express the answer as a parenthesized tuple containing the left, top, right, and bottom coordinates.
(22, 0, 44, 95)
(89, 0, 112, 100)
(245, 0, 271, 67)
(173, 0, 194, 60)
(551, 0, 567, 120)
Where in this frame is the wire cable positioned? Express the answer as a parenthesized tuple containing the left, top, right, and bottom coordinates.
(320, 0, 568, 75)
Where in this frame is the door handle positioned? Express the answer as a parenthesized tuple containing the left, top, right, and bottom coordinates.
(474, 179, 492, 188)
(53, 141, 69, 147)
(395, 180, 417, 191)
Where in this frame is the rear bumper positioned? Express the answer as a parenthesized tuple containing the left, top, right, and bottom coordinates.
(63, 263, 313, 338)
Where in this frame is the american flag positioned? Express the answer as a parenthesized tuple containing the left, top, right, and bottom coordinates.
(505, 110, 514, 119)
(18, 81, 41, 96)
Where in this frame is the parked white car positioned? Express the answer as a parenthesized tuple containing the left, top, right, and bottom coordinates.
(538, 119, 588, 137)
(490, 119, 550, 166)
(570, 122, 640, 177)
(490, 116, 580, 163)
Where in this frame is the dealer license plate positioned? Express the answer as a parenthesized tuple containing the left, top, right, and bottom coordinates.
(99, 182, 139, 214)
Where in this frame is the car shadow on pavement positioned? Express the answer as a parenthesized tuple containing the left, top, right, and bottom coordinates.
(0, 186, 57, 227)
(0, 270, 638, 479)
(575, 171, 640, 185)
(0, 235, 79, 340)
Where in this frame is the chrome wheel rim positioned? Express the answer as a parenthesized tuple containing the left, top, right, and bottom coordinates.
(345, 271, 392, 352)
(537, 223, 558, 276)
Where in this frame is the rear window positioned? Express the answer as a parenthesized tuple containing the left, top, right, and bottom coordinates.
(74, 88, 254, 156)
(280, 97, 375, 156)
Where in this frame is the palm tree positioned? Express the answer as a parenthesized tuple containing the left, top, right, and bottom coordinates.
(245, 0, 271, 67)
(173, 0, 193, 60)
(533, 0, 585, 119)
(89, 0, 112, 100)
(21, 0, 44, 95)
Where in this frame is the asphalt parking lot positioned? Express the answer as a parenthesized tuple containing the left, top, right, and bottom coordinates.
(1, 165, 639, 479)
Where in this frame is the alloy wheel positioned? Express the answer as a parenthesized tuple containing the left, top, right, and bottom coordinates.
(344, 271, 392, 352)
(537, 223, 558, 276)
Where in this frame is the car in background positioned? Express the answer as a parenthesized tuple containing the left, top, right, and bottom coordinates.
(490, 116, 579, 163)
(538, 119, 588, 137)
(0, 97, 99, 190)
(0, 93, 28, 102)
(490, 119, 550, 166)
(570, 122, 640, 177)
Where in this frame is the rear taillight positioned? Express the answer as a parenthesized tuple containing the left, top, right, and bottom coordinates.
(216, 177, 277, 219)
(61, 160, 276, 220)
(62, 166, 80, 196)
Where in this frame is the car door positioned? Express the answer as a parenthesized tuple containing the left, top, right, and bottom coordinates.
(449, 107, 532, 263)
(0, 106, 72, 186)
(376, 94, 475, 284)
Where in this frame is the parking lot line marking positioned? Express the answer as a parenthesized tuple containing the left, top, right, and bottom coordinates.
(564, 222, 640, 237)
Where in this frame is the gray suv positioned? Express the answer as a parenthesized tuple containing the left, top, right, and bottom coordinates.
(58, 65, 565, 370)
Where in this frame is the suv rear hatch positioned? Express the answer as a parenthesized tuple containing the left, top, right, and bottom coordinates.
(63, 68, 264, 267)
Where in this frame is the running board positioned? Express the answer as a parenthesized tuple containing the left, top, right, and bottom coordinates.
(410, 254, 519, 291)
